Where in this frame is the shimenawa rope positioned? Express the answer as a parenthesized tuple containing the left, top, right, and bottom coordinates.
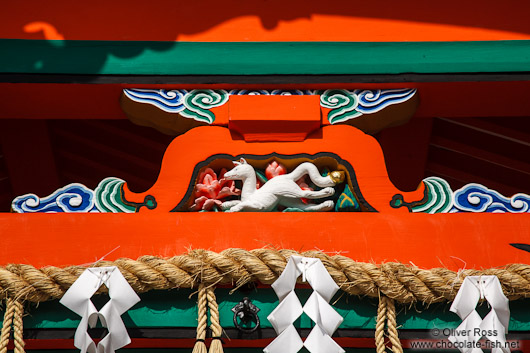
(1, 249, 529, 353)
(0, 249, 528, 304)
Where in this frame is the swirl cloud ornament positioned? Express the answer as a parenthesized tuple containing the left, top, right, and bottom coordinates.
(181, 89, 229, 124)
(355, 88, 417, 114)
(412, 177, 454, 214)
(94, 177, 136, 213)
(123, 89, 186, 113)
(453, 183, 530, 213)
(122, 88, 417, 126)
(318, 89, 360, 124)
(11, 183, 96, 213)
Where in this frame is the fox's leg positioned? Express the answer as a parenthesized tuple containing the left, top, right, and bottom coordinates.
(221, 200, 241, 211)
(226, 200, 272, 212)
(281, 198, 334, 211)
(300, 187, 335, 199)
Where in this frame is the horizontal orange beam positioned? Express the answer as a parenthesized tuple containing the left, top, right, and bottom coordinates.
(0, 213, 528, 270)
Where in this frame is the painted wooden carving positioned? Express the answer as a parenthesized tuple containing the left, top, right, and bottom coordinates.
(395, 177, 530, 213)
(11, 177, 134, 213)
(120, 88, 418, 136)
(189, 167, 241, 211)
(179, 154, 374, 213)
(220, 159, 343, 212)
(121, 125, 423, 213)
(12, 125, 530, 214)
(121, 89, 229, 135)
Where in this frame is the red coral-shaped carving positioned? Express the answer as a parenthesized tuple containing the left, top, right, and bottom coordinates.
(265, 160, 287, 179)
(190, 168, 240, 211)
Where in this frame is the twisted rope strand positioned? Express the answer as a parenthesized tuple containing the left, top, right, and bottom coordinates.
(0, 298, 15, 353)
(206, 287, 224, 353)
(12, 301, 24, 353)
(192, 284, 208, 353)
(375, 297, 403, 353)
(0, 249, 528, 304)
(375, 296, 388, 353)
(0, 299, 25, 353)
(385, 297, 403, 353)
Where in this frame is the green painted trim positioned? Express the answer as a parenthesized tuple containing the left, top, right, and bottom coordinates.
(2, 39, 530, 76)
(7, 289, 530, 331)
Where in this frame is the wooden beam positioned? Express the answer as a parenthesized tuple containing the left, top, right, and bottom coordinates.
(0, 84, 126, 119)
(427, 143, 530, 195)
(430, 135, 530, 175)
(2, 82, 530, 120)
(377, 118, 433, 191)
(437, 117, 530, 146)
(2, 40, 530, 76)
(1, 213, 529, 270)
(426, 161, 525, 197)
(0, 147, 13, 211)
(3, 73, 530, 84)
(0, 120, 59, 198)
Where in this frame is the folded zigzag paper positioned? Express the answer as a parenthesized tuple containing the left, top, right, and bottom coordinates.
(449, 275, 510, 353)
(60, 267, 140, 353)
(264, 256, 344, 353)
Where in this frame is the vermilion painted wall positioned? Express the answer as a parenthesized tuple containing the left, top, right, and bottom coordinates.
(2, 0, 530, 42)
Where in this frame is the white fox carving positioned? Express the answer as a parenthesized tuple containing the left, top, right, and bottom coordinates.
(221, 159, 344, 212)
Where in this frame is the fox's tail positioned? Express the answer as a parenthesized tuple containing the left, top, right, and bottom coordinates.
(287, 162, 336, 187)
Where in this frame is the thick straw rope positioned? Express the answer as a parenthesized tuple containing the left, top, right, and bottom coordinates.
(0, 249, 529, 304)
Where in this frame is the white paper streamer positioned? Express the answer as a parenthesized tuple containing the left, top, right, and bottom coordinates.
(264, 256, 344, 353)
(449, 276, 510, 353)
(60, 267, 141, 353)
